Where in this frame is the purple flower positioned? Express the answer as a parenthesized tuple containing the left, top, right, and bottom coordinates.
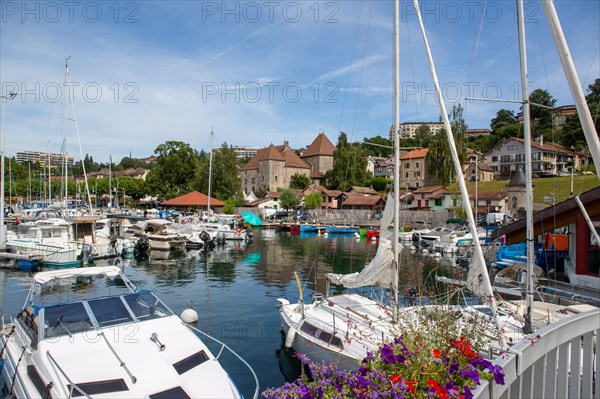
(459, 365, 481, 384)
(463, 385, 473, 399)
(491, 364, 505, 384)
(380, 344, 398, 364)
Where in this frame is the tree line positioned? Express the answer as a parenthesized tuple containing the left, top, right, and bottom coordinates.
(4, 78, 597, 207)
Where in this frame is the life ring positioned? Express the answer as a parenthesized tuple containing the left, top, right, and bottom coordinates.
(235, 228, 242, 236)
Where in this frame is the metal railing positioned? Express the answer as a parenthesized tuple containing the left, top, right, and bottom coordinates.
(473, 308, 600, 399)
(185, 323, 260, 399)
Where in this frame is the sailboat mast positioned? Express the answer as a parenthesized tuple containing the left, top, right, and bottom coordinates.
(412, 0, 506, 347)
(64, 58, 70, 208)
(392, 0, 400, 322)
(109, 154, 112, 207)
(541, 0, 600, 178)
(208, 128, 214, 213)
(516, 0, 535, 334)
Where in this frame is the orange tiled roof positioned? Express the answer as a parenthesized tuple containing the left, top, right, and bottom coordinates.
(161, 191, 225, 207)
(412, 185, 445, 193)
(240, 143, 310, 171)
(342, 194, 383, 206)
(301, 133, 336, 157)
(400, 148, 429, 160)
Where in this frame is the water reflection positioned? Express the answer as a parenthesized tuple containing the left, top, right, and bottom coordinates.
(0, 228, 466, 396)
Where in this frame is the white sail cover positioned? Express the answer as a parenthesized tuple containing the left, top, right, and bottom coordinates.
(326, 192, 397, 289)
(34, 266, 122, 285)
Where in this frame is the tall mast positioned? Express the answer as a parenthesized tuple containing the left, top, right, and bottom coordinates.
(541, 0, 600, 179)
(516, 0, 535, 334)
(207, 128, 214, 213)
(412, 0, 505, 347)
(109, 154, 113, 207)
(392, 0, 400, 322)
(64, 57, 70, 208)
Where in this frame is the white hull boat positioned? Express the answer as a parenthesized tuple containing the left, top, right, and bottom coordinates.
(0, 266, 257, 399)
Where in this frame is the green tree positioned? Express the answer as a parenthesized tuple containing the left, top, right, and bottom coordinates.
(145, 141, 199, 199)
(361, 135, 392, 157)
(279, 188, 300, 211)
(586, 77, 600, 104)
(364, 177, 389, 192)
(528, 89, 557, 134)
(325, 132, 369, 191)
(490, 109, 516, 132)
(119, 156, 148, 170)
(304, 191, 323, 208)
(414, 124, 433, 148)
(426, 104, 467, 187)
(290, 173, 311, 190)
(194, 143, 242, 200)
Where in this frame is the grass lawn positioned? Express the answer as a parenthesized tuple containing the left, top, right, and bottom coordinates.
(448, 174, 599, 205)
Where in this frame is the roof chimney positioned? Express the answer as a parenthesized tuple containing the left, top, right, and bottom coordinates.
(284, 140, 289, 148)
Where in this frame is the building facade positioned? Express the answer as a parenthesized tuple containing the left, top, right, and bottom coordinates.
(390, 122, 444, 140)
(16, 151, 74, 167)
(486, 137, 576, 179)
(399, 148, 428, 188)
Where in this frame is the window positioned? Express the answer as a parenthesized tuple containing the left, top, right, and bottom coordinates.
(416, 162, 419, 168)
(173, 350, 210, 374)
(88, 297, 133, 327)
(70, 379, 128, 398)
(492, 156, 498, 162)
(43, 302, 94, 339)
(507, 145, 516, 150)
(150, 387, 191, 399)
(406, 163, 411, 169)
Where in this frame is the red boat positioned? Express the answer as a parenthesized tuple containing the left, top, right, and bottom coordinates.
(290, 225, 301, 234)
(366, 229, 380, 238)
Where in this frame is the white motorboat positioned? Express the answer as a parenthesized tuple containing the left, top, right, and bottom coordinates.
(124, 219, 187, 251)
(0, 266, 258, 399)
(5, 222, 84, 267)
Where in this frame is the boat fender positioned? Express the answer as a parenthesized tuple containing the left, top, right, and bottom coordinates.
(422, 249, 429, 255)
(180, 308, 199, 323)
(412, 233, 420, 242)
(285, 327, 296, 348)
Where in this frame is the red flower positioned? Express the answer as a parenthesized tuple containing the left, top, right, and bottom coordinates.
(405, 379, 416, 393)
(390, 374, 402, 384)
(453, 336, 478, 360)
(432, 348, 441, 358)
(428, 378, 448, 399)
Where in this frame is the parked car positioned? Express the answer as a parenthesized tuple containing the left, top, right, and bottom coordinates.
(268, 211, 289, 221)
(293, 211, 309, 221)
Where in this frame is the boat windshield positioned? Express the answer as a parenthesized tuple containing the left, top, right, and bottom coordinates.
(40, 292, 173, 339)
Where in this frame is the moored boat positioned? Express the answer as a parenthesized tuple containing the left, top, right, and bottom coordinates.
(0, 266, 258, 398)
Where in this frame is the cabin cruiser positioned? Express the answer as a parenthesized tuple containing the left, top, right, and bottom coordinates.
(4, 222, 84, 267)
(0, 266, 257, 398)
(124, 219, 187, 251)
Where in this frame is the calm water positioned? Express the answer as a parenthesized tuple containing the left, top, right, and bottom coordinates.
(0, 229, 464, 397)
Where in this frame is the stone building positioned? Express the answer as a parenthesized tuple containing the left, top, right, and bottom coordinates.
(240, 133, 336, 195)
(300, 132, 336, 185)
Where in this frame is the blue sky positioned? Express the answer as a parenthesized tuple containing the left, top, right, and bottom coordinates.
(1, 1, 598, 163)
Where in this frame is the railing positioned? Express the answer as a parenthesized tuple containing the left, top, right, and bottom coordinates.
(185, 323, 260, 399)
(473, 309, 600, 399)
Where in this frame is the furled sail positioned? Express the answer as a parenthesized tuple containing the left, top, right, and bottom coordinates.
(326, 192, 398, 289)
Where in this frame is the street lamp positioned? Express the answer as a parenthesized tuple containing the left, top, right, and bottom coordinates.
(1, 91, 19, 246)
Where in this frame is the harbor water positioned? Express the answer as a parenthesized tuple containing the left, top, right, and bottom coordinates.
(0, 229, 466, 397)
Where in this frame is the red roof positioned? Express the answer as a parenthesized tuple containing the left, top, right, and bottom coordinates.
(400, 148, 429, 160)
(342, 194, 383, 206)
(240, 143, 311, 171)
(161, 191, 225, 207)
(301, 133, 336, 157)
(413, 185, 445, 194)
